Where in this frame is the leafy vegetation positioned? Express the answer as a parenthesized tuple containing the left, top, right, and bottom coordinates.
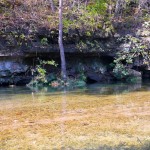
(113, 34, 150, 80)
(27, 59, 57, 87)
(0, 0, 149, 46)
(0, 0, 150, 84)
(27, 58, 86, 89)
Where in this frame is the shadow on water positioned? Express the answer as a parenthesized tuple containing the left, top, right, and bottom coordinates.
(95, 142, 150, 150)
(65, 142, 150, 150)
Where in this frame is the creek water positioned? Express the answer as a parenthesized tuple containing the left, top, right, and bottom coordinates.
(0, 82, 150, 150)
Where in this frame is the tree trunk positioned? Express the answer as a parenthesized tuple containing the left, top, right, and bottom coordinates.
(84, 0, 88, 10)
(58, 0, 67, 81)
(70, 0, 76, 9)
(49, 0, 55, 12)
(114, 0, 126, 18)
(136, 0, 147, 17)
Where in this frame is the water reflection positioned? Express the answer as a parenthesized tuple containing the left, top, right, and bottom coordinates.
(0, 82, 150, 100)
(86, 82, 146, 95)
(0, 86, 31, 100)
(60, 90, 67, 149)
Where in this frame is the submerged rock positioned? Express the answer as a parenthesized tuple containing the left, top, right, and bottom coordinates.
(126, 69, 142, 83)
(86, 71, 114, 83)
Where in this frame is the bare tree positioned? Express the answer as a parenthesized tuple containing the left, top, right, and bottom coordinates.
(49, 0, 55, 12)
(58, 0, 67, 81)
(114, 0, 126, 18)
(136, 0, 148, 17)
(70, 0, 76, 9)
(84, 0, 88, 10)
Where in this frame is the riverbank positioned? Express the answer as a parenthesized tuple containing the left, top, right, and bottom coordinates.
(0, 1, 150, 86)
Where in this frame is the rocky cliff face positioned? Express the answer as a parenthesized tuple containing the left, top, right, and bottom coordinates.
(0, 58, 31, 85)
(0, 20, 150, 85)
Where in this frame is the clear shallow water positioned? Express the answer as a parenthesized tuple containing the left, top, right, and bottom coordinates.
(0, 83, 150, 150)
